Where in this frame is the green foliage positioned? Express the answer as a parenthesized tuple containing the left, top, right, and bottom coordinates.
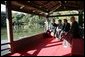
(12, 12, 45, 40)
(1, 10, 80, 41)
(1, 12, 6, 27)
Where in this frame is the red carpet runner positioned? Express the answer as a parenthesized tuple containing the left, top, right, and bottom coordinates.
(8, 38, 72, 56)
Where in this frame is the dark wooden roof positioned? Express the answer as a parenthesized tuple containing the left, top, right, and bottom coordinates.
(1, 1, 84, 17)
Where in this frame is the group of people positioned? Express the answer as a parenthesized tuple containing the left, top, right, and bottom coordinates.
(50, 16, 81, 47)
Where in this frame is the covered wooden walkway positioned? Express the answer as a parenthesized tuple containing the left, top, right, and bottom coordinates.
(1, 1, 84, 56)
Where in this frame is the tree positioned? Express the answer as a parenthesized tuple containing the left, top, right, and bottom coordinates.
(1, 12, 6, 27)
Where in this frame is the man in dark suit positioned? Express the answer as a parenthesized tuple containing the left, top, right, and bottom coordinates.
(60, 19, 70, 47)
(70, 16, 80, 38)
(70, 17, 83, 55)
(56, 20, 63, 39)
(62, 19, 70, 33)
(50, 19, 58, 38)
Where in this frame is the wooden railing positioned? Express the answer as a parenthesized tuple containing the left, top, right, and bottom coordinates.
(1, 42, 10, 51)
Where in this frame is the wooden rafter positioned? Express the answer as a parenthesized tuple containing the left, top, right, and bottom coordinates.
(1, 1, 84, 17)
(48, 14, 83, 17)
(49, 1, 61, 11)
(12, 6, 46, 17)
(30, 1, 49, 12)
(11, 1, 47, 17)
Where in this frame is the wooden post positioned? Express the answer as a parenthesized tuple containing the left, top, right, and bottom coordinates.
(5, 1, 14, 53)
(47, 13, 51, 30)
(45, 17, 49, 31)
(46, 17, 50, 30)
(44, 17, 48, 31)
(78, 10, 83, 27)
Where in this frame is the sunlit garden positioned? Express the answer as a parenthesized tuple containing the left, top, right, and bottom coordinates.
(1, 11, 46, 41)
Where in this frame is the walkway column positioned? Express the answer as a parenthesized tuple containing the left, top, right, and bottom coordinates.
(78, 10, 83, 27)
(47, 13, 51, 30)
(5, 1, 14, 53)
(44, 17, 48, 31)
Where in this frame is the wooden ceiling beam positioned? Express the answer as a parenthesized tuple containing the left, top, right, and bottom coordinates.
(11, 5, 47, 17)
(1, 1, 47, 17)
(49, 1, 61, 11)
(2, 1, 84, 17)
(43, 1, 50, 5)
(48, 14, 83, 17)
(18, 1, 49, 13)
(11, 1, 48, 17)
(30, 1, 49, 13)
(55, 8, 83, 12)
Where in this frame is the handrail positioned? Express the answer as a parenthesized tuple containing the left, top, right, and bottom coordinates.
(1, 42, 10, 46)
(1, 42, 11, 51)
(1, 48, 10, 51)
